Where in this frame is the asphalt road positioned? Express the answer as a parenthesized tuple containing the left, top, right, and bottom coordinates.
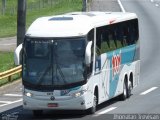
(1, 0, 160, 120)
(0, 37, 16, 52)
(90, 0, 121, 11)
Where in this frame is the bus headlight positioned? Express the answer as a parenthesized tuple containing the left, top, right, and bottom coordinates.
(72, 90, 87, 98)
(24, 90, 33, 97)
(73, 92, 81, 97)
(26, 92, 33, 97)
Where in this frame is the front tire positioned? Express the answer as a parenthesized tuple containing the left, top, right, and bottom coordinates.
(89, 93, 97, 114)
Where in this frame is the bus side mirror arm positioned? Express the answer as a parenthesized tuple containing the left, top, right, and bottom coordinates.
(14, 44, 22, 65)
(85, 41, 92, 66)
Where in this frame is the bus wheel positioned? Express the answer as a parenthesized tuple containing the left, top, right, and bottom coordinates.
(33, 110, 43, 116)
(127, 81, 132, 98)
(119, 80, 127, 100)
(89, 93, 97, 114)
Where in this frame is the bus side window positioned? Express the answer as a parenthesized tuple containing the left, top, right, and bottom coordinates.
(125, 21, 134, 45)
(123, 19, 139, 45)
(101, 29, 110, 52)
(96, 28, 101, 55)
(115, 23, 123, 49)
(108, 25, 117, 51)
(130, 22, 136, 44)
(95, 19, 139, 54)
(95, 19, 139, 56)
(133, 19, 139, 43)
(96, 26, 112, 54)
(105, 30, 110, 48)
(112, 25, 118, 48)
(121, 23, 128, 46)
(135, 19, 139, 42)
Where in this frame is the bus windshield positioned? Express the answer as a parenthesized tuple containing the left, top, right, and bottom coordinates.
(23, 37, 86, 90)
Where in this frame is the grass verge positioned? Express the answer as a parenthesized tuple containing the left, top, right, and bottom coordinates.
(0, 0, 82, 37)
(0, 74, 21, 87)
(0, 52, 14, 72)
(0, 52, 21, 86)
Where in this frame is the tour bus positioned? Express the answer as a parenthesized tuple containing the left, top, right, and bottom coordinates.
(14, 12, 140, 116)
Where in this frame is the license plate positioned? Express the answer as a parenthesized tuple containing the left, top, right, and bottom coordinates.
(48, 103, 58, 107)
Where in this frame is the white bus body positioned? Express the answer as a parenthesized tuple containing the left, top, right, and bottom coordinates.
(15, 12, 140, 115)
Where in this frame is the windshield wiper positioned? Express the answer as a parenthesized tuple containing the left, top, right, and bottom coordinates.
(55, 63, 67, 84)
(53, 49, 67, 84)
(37, 64, 52, 85)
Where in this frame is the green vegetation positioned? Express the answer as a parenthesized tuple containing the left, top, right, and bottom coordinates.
(0, 0, 82, 37)
(0, 79, 8, 86)
(0, 74, 20, 86)
(0, 52, 14, 72)
(0, 52, 21, 86)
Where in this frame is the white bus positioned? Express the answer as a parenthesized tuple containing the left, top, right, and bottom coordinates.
(15, 12, 140, 116)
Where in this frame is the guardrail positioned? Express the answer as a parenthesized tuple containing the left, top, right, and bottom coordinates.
(0, 65, 22, 81)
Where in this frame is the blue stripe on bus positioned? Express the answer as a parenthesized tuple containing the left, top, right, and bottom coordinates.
(107, 44, 136, 98)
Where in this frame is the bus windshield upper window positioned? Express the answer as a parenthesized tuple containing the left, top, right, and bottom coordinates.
(23, 37, 87, 89)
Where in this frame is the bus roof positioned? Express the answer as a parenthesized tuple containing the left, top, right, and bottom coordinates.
(26, 11, 138, 38)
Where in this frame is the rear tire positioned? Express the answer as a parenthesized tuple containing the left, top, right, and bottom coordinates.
(127, 81, 132, 98)
(33, 110, 43, 116)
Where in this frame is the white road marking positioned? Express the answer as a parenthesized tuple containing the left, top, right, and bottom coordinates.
(117, 0, 126, 13)
(0, 101, 12, 104)
(140, 87, 158, 95)
(0, 99, 22, 107)
(4, 94, 22, 97)
(95, 107, 117, 116)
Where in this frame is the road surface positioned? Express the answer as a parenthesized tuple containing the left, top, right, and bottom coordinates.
(0, 37, 16, 52)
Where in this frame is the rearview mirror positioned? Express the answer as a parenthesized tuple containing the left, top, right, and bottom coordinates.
(14, 44, 22, 65)
(85, 41, 92, 66)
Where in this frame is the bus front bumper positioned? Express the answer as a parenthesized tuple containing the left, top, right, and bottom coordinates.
(23, 95, 90, 110)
